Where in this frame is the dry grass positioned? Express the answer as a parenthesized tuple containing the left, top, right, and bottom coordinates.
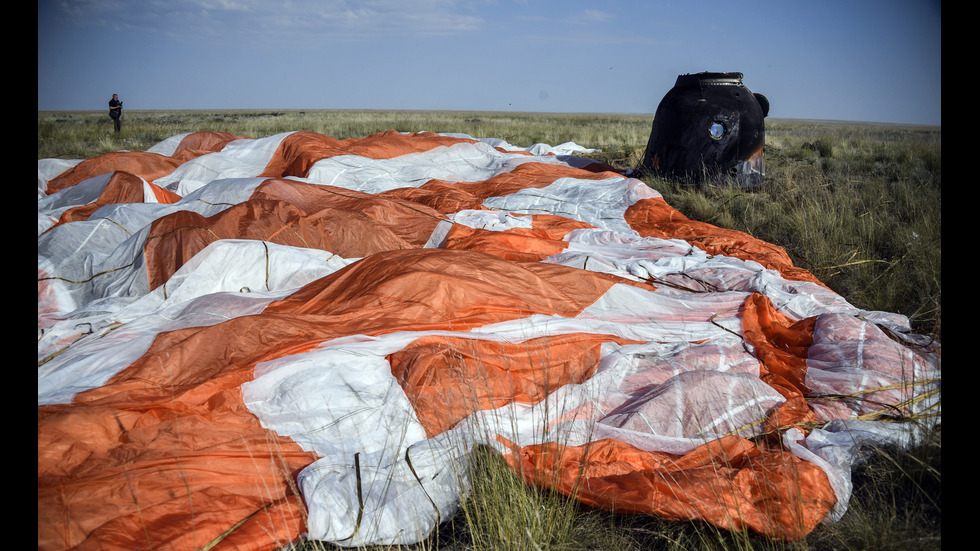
(37, 109, 651, 160)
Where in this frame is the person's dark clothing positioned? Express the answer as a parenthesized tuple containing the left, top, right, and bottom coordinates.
(109, 98, 122, 132)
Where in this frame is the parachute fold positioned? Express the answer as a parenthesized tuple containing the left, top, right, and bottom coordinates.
(38, 130, 940, 550)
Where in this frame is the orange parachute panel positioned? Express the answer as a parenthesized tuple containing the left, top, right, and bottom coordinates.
(259, 130, 481, 178)
(390, 333, 641, 436)
(505, 435, 836, 541)
(53, 171, 180, 227)
(46, 131, 244, 194)
(625, 196, 823, 285)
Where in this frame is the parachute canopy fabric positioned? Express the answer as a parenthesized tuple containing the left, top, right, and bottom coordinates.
(38, 130, 940, 550)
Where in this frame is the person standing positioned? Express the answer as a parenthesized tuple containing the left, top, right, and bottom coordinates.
(108, 94, 123, 132)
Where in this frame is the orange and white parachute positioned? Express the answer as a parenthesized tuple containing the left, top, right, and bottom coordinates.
(38, 131, 940, 550)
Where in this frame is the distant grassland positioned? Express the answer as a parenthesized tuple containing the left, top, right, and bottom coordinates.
(37, 110, 941, 549)
(37, 109, 652, 159)
(38, 109, 941, 335)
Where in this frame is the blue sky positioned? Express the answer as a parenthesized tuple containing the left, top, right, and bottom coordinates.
(38, 0, 941, 125)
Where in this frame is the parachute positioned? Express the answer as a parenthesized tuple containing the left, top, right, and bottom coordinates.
(38, 130, 940, 550)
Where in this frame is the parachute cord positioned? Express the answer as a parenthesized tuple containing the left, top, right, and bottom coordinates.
(104, 216, 134, 236)
(263, 241, 271, 291)
(338, 452, 364, 542)
(405, 445, 441, 527)
(38, 262, 136, 285)
(199, 500, 276, 551)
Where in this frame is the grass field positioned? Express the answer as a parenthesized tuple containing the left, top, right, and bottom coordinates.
(37, 110, 940, 550)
